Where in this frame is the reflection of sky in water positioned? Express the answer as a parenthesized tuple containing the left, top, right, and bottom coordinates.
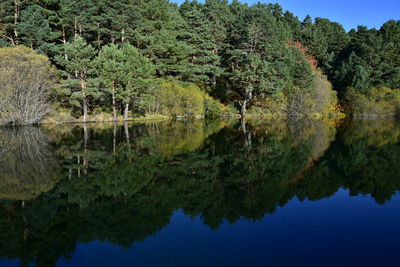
(24, 189, 398, 266)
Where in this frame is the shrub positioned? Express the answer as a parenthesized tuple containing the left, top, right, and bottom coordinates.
(344, 86, 400, 116)
(155, 81, 205, 117)
(248, 92, 288, 117)
(130, 80, 229, 118)
(0, 46, 55, 125)
(286, 86, 314, 117)
(204, 95, 225, 118)
(286, 70, 339, 117)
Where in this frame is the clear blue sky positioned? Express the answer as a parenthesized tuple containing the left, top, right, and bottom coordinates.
(172, 0, 400, 31)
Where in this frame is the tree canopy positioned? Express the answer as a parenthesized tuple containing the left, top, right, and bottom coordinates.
(0, 0, 399, 121)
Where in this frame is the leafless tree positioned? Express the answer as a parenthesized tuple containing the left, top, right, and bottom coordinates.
(0, 47, 55, 125)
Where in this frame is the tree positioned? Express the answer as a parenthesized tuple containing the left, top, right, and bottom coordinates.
(119, 44, 156, 120)
(17, 5, 53, 50)
(95, 44, 125, 121)
(0, 0, 31, 46)
(132, 0, 191, 78)
(225, 3, 292, 115)
(179, 0, 222, 88)
(0, 46, 55, 125)
(96, 43, 156, 121)
(228, 50, 269, 117)
(56, 36, 100, 122)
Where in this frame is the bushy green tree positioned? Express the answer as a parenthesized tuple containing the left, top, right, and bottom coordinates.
(96, 43, 156, 120)
(17, 5, 53, 50)
(132, 0, 191, 78)
(56, 36, 100, 122)
(179, 0, 222, 88)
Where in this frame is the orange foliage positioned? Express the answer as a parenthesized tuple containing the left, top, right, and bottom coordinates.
(289, 41, 318, 69)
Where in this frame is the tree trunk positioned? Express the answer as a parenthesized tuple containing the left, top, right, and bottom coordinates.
(112, 82, 117, 121)
(74, 19, 78, 39)
(212, 74, 216, 89)
(97, 23, 101, 50)
(81, 79, 88, 123)
(82, 98, 88, 123)
(62, 25, 68, 61)
(13, 0, 19, 45)
(123, 102, 129, 121)
(241, 100, 247, 118)
(241, 87, 252, 119)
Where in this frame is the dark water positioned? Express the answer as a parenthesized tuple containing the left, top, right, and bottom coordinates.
(0, 118, 400, 266)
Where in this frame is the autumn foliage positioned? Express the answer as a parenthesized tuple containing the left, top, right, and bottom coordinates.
(289, 41, 318, 69)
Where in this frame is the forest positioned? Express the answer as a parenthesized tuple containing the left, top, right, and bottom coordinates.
(0, 0, 399, 124)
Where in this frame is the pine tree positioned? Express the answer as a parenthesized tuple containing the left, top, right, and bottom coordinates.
(179, 0, 222, 88)
(17, 5, 53, 50)
(132, 0, 191, 78)
(96, 43, 156, 120)
(56, 36, 100, 122)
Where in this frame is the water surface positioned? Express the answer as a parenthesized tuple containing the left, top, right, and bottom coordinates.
(0, 118, 400, 266)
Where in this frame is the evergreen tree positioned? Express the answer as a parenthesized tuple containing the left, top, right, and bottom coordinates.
(96, 43, 156, 121)
(56, 36, 100, 122)
(179, 0, 222, 88)
(17, 5, 53, 50)
(132, 0, 191, 78)
(95, 44, 125, 121)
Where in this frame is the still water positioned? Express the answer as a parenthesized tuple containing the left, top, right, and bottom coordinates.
(0, 118, 400, 266)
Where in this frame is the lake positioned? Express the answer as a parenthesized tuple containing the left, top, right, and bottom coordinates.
(0, 118, 400, 266)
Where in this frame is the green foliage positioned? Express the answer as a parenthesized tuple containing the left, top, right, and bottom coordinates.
(0, 0, 398, 119)
(55, 36, 100, 121)
(344, 86, 400, 116)
(156, 81, 205, 117)
(203, 95, 225, 118)
(132, 0, 192, 78)
(333, 21, 400, 102)
(16, 5, 52, 50)
(179, 0, 222, 87)
(95, 43, 156, 120)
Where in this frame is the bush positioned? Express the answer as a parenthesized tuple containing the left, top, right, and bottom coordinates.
(344, 86, 400, 117)
(248, 92, 288, 117)
(156, 81, 205, 117)
(0, 46, 55, 125)
(204, 95, 225, 118)
(286, 70, 339, 117)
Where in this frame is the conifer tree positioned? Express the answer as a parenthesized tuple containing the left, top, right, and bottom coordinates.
(17, 5, 53, 50)
(179, 0, 222, 88)
(96, 43, 156, 121)
(56, 36, 100, 122)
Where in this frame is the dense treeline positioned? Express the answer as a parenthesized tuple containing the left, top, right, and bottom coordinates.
(0, 0, 399, 124)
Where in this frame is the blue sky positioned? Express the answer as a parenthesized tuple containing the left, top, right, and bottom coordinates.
(172, 0, 400, 31)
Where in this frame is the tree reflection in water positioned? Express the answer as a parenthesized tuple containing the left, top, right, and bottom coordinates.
(0, 127, 59, 200)
(0, 118, 399, 266)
